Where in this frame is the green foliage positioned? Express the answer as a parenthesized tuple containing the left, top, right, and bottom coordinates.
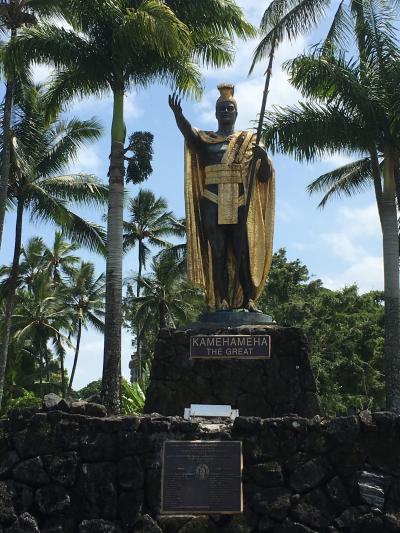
(77, 379, 102, 400)
(126, 132, 154, 185)
(259, 249, 384, 415)
(5, 389, 41, 411)
(1, 232, 105, 406)
(121, 378, 146, 415)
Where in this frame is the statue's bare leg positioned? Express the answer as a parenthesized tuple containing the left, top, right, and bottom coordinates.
(201, 198, 229, 309)
(231, 206, 257, 309)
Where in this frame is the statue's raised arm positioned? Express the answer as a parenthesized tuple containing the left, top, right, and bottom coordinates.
(168, 93, 201, 149)
(169, 83, 275, 313)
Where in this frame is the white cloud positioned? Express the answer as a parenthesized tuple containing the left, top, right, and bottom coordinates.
(341, 204, 381, 238)
(32, 63, 54, 84)
(319, 203, 383, 292)
(322, 232, 367, 264)
(70, 146, 104, 176)
(322, 256, 384, 292)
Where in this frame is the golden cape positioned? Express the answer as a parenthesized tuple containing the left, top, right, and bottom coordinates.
(184, 129, 275, 309)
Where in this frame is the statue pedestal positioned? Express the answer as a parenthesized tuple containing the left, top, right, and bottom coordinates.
(144, 324, 320, 418)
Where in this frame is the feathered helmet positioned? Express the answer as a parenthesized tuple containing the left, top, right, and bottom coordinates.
(216, 83, 237, 108)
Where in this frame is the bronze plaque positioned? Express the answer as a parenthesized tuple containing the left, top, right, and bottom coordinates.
(161, 441, 243, 514)
(190, 335, 271, 359)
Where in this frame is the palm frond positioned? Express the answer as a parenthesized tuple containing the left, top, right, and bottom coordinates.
(307, 157, 374, 207)
(40, 174, 108, 206)
(38, 117, 103, 176)
(286, 54, 377, 121)
(250, 0, 331, 72)
(321, 0, 352, 53)
(262, 102, 371, 162)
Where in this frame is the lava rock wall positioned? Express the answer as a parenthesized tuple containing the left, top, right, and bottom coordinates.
(144, 325, 320, 418)
(0, 409, 400, 532)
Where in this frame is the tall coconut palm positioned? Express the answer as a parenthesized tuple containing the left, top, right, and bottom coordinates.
(262, 4, 400, 409)
(12, 271, 72, 396)
(0, 82, 107, 409)
(132, 252, 203, 335)
(124, 190, 179, 297)
(42, 230, 80, 282)
(7, 0, 255, 413)
(0, 0, 64, 254)
(123, 189, 179, 381)
(66, 261, 105, 396)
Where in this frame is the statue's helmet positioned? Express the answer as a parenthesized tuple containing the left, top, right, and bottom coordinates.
(216, 83, 237, 108)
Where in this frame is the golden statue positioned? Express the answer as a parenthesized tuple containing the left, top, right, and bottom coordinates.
(169, 84, 275, 311)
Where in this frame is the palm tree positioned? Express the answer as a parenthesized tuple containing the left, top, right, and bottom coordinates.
(12, 271, 72, 397)
(124, 190, 180, 297)
(133, 252, 203, 334)
(7, 0, 255, 413)
(0, 82, 107, 409)
(262, 4, 400, 409)
(42, 230, 79, 282)
(66, 261, 105, 397)
(41, 231, 80, 394)
(0, 0, 64, 253)
(123, 189, 181, 381)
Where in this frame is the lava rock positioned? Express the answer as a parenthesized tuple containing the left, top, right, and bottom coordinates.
(77, 463, 117, 519)
(0, 482, 17, 526)
(354, 470, 389, 509)
(132, 514, 162, 532)
(78, 519, 122, 533)
(35, 484, 70, 515)
(245, 462, 284, 488)
(0, 451, 19, 478)
(5, 512, 39, 533)
(289, 457, 331, 492)
(118, 457, 144, 490)
(325, 476, 349, 512)
(6, 481, 33, 514)
(13, 457, 50, 486)
(42, 452, 78, 487)
(291, 488, 336, 529)
(42, 394, 63, 411)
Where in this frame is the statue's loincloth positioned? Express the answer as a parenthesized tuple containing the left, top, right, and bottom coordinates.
(202, 163, 245, 224)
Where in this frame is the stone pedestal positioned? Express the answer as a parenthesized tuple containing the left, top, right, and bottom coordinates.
(144, 324, 320, 418)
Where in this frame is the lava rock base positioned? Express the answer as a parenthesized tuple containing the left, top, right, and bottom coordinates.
(144, 325, 320, 418)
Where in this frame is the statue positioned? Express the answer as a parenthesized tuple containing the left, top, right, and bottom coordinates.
(169, 83, 275, 312)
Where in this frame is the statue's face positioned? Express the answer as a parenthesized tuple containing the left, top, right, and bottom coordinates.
(216, 100, 237, 128)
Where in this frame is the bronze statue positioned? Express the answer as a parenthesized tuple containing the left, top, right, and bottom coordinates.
(169, 83, 275, 311)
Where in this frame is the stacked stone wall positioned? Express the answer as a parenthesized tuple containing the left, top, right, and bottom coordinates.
(0, 409, 400, 532)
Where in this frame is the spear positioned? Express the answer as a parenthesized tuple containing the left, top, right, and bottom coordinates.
(231, 34, 277, 309)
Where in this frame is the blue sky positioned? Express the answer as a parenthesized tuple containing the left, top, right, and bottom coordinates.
(0, 0, 384, 389)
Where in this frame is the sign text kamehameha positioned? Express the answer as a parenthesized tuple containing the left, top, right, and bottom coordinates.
(190, 335, 271, 359)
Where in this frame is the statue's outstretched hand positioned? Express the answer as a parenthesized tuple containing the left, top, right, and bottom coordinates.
(252, 143, 273, 182)
(252, 143, 267, 161)
(168, 93, 182, 116)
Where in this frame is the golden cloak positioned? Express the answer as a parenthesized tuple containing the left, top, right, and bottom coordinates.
(184, 129, 275, 309)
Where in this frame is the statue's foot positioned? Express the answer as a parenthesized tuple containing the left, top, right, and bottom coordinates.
(244, 299, 262, 313)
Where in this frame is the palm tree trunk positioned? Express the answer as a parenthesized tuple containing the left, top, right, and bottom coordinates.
(102, 87, 125, 414)
(369, 146, 383, 228)
(0, 197, 23, 409)
(67, 318, 82, 397)
(135, 240, 142, 381)
(0, 28, 16, 254)
(137, 240, 143, 297)
(59, 342, 65, 398)
(382, 151, 400, 411)
(159, 300, 167, 330)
